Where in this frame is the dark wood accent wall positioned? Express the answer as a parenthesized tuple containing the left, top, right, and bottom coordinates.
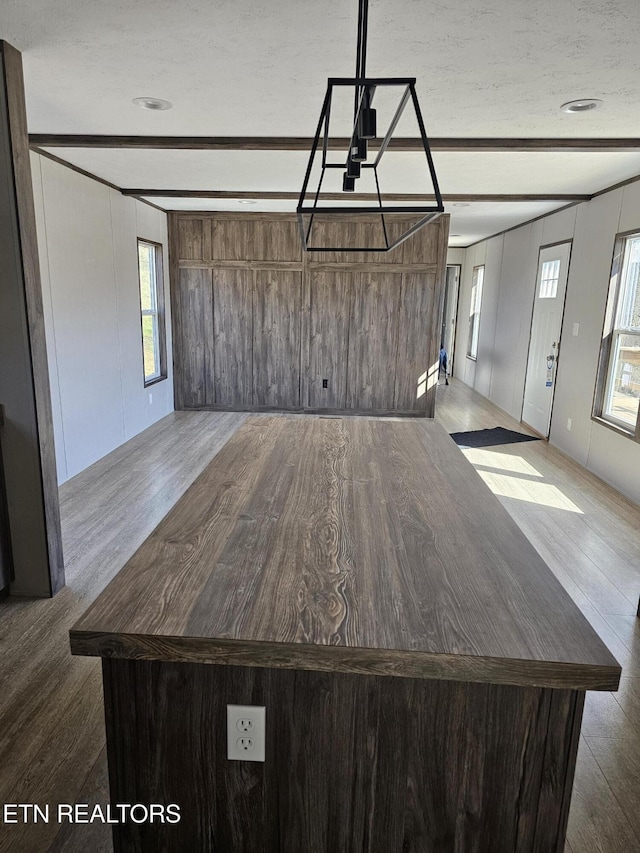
(169, 213, 449, 416)
(0, 42, 64, 596)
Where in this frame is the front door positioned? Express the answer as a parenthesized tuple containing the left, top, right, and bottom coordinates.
(522, 242, 572, 437)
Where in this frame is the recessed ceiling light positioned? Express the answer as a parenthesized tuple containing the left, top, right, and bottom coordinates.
(560, 99, 603, 113)
(452, 203, 470, 207)
(238, 200, 257, 205)
(132, 97, 172, 111)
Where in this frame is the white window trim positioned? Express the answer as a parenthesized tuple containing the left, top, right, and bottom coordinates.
(137, 239, 166, 387)
(467, 265, 484, 360)
(594, 230, 640, 441)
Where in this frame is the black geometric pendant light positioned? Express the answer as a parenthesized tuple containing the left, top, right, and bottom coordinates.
(297, 0, 443, 252)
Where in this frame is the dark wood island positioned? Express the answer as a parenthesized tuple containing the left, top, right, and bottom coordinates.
(70, 417, 621, 852)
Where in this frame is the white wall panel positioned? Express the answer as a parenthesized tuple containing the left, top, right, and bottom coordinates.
(550, 190, 623, 465)
(30, 152, 68, 482)
(540, 204, 578, 247)
(446, 248, 465, 266)
(588, 424, 640, 506)
(39, 155, 124, 479)
(510, 219, 544, 420)
(474, 235, 503, 398)
(618, 179, 640, 234)
(34, 154, 173, 483)
(489, 226, 535, 418)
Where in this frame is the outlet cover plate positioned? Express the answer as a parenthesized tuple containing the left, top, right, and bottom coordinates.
(227, 705, 266, 761)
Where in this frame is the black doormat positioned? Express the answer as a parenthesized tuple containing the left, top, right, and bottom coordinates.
(449, 426, 541, 449)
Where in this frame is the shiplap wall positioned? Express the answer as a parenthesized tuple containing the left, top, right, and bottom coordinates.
(170, 213, 449, 416)
(31, 152, 174, 483)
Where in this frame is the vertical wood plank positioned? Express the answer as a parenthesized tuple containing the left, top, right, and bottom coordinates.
(346, 273, 401, 410)
(299, 253, 312, 407)
(252, 270, 302, 407)
(211, 219, 255, 260)
(176, 268, 213, 407)
(394, 272, 436, 411)
(307, 271, 351, 408)
(534, 691, 585, 851)
(260, 219, 302, 261)
(202, 217, 212, 263)
(306, 217, 407, 264)
(202, 271, 215, 405)
(212, 268, 253, 406)
(177, 218, 204, 260)
(209, 219, 302, 262)
(377, 218, 408, 264)
(402, 217, 444, 265)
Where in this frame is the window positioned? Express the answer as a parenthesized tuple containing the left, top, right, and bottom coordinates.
(467, 265, 484, 360)
(539, 259, 560, 299)
(594, 231, 640, 439)
(137, 239, 167, 386)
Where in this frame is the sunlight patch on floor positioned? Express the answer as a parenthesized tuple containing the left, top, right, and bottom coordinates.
(476, 470, 584, 513)
(462, 448, 543, 478)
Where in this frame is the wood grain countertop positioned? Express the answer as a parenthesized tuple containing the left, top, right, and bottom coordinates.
(70, 416, 621, 691)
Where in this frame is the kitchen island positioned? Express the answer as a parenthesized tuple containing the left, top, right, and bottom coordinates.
(71, 416, 620, 852)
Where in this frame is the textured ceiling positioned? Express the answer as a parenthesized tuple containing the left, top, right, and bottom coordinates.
(4, 0, 640, 243)
(4, 0, 640, 136)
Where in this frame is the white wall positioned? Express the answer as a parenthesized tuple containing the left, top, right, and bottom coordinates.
(31, 153, 174, 483)
(446, 247, 465, 266)
(455, 186, 640, 506)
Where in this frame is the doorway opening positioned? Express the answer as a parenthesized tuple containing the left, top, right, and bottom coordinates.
(440, 265, 461, 383)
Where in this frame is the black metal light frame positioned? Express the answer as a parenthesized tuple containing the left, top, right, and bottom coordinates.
(296, 0, 444, 253)
(297, 78, 443, 252)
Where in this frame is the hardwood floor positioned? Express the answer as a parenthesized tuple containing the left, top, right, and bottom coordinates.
(436, 381, 640, 853)
(0, 411, 248, 853)
(0, 385, 638, 852)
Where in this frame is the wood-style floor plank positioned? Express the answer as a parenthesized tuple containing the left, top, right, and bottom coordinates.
(0, 412, 247, 853)
(48, 750, 111, 853)
(566, 739, 640, 852)
(0, 382, 638, 851)
(586, 736, 640, 843)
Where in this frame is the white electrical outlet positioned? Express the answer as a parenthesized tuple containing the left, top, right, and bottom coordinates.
(567, 418, 572, 431)
(148, 392, 153, 404)
(572, 322, 580, 337)
(227, 705, 265, 762)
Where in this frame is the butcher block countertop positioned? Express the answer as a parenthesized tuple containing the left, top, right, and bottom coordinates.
(70, 416, 620, 691)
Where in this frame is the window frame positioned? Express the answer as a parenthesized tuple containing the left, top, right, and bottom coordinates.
(592, 229, 640, 442)
(467, 264, 485, 361)
(137, 238, 167, 388)
(538, 258, 561, 299)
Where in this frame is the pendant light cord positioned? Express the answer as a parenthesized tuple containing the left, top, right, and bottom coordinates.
(354, 0, 369, 119)
(355, 0, 368, 79)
